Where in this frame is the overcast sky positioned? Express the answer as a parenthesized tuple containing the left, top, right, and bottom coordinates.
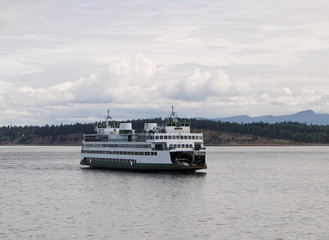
(1, 0, 329, 125)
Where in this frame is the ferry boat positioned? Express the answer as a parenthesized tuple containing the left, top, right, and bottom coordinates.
(80, 108, 207, 172)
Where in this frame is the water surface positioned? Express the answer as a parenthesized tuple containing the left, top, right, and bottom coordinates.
(1, 146, 329, 239)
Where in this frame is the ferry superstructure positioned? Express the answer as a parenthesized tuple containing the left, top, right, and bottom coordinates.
(80, 108, 207, 172)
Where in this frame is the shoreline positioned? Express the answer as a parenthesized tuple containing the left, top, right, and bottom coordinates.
(1, 130, 329, 147)
(1, 143, 329, 147)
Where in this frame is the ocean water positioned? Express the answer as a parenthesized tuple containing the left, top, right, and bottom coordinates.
(0, 146, 329, 240)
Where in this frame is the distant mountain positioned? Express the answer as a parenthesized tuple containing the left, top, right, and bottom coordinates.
(209, 110, 329, 125)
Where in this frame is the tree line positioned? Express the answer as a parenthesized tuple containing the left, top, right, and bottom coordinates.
(1, 119, 329, 144)
(188, 119, 329, 143)
(0, 123, 94, 144)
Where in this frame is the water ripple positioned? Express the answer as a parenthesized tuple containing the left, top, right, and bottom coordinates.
(1, 146, 329, 239)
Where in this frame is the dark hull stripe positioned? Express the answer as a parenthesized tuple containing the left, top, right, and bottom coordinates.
(80, 161, 207, 172)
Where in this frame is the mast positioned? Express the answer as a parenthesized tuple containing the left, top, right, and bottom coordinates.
(171, 106, 178, 124)
(105, 109, 112, 128)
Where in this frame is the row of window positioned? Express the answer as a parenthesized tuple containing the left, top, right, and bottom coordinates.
(153, 135, 202, 140)
(84, 136, 202, 144)
(90, 158, 137, 163)
(82, 150, 158, 156)
(169, 144, 193, 149)
(83, 144, 151, 148)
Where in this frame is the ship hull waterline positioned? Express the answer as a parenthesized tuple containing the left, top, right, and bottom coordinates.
(80, 160, 207, 173)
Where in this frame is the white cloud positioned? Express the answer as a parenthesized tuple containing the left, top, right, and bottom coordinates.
(1, 0, 329, 125)
(283, 87, 292, 95)
(109, 54, 157, 79)
(163, 68, 236, 101)
(1, 52, 329, 124)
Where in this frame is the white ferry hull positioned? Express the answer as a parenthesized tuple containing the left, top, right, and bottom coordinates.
(80, 146, 207, 172)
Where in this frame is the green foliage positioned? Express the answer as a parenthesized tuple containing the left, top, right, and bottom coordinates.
(1, 119, 329, 144)
(188, 119, 329, 143)
(0, 123, 94, 144)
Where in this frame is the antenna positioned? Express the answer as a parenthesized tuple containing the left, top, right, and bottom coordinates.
(105, 108, 112, 127)
(106, 109, 112, 119)
(171, 106, 178, 123)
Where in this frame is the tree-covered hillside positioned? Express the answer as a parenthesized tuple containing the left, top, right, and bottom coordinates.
(1, 119, 329, 145)
(0, 123, 94, 145)
(189, 119, 329, 143)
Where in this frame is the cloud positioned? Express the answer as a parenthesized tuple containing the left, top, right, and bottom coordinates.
(1, 1, 329, 124)
(109, 54, 158, 80)
(0, 55, 160, 122)
(283, 87, 292, 95)
(1, 53, 329, 124)
(162, 68, 234, 101)
(0, 55, 234, 123)
(0, 52, 328, 125)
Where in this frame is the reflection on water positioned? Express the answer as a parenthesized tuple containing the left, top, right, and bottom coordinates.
(1, 146, 329, 239)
